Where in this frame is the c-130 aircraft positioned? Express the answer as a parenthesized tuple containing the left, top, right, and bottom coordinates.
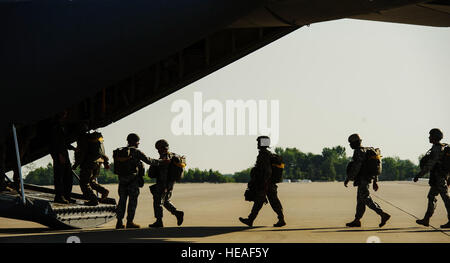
(0, 0, 449, 229)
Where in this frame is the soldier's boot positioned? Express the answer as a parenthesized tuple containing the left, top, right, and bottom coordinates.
(126, 221, 140, 229)
(346, 219, 361, 227)
(379, 212, 391, 227)
(115, 220, 125, 229)
(149, 219, 163, 228)
(273, 218, 286, 227)
(0, 184, 16, 193)
(84, 198, 99, 206)
(54, 195, 69, 204)
(416, 217, 430, 227)
(100, 189, 109, 203)
(64, 196, 76, 204)
(239, 217, 254, 227)
(440, 221, 450, 228)
(175, 211, 184, 226)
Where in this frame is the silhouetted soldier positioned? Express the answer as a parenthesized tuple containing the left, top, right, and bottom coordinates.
(113, 133, 169, 229)
(414, 128, 450, 228)
(344, 133, 390, 227)
(239, 136, 286, 227)
(50, 111, 75, 204)
(73, 124, 110, 206)
(148, 139, 184, 228)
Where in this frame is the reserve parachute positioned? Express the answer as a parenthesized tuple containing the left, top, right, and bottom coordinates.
(270, 153, 284, 183)
(148, 153, 186, 182)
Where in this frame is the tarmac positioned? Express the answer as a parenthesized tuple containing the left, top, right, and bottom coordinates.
(0, 181, 449, 243)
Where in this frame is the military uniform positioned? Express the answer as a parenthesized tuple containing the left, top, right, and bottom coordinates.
(346, 147, 387, 222)
(150, 152, 183, 222)
(75, 133, 109, 204)
(245, 148, 284, 225)
(418, 143, 450, 221)
(116, 146, 161, 224)
(49, 120, 73, 202)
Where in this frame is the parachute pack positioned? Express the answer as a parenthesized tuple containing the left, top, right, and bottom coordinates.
(168, 154, 186, 182)
(148, 153, 186, 182)
(420, 144, 450, 174)
(113, 147, 141, 184)
(74, 131, 106, 167)
(86, 132, 106, 162)
(363, 147, 382, 178)
(270, 153, 285, 183)
(346, 147, 382, 182)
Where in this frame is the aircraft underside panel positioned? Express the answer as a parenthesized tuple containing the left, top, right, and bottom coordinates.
(1, 0, 448, 171)
(351, 1, 450, 27)
(1, 26, 299, 172)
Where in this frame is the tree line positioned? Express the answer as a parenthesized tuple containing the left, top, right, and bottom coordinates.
(23, 146, 420, 185)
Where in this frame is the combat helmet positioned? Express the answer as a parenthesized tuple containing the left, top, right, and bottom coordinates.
(257, 136, 270, 148)
(348, 133, 362, 143)
(127, 133, 140, 143)
(429, 128, 443, 141)
(155, 139, 169, 150)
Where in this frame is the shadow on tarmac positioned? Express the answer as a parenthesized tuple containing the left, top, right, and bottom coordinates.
(314, 226, 433, 233)
(0, 226, 252, 243)
(261, 227, 347, 232)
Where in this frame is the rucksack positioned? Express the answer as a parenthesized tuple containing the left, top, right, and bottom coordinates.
(148, 153, 186, 182)
(420, 144, 450, 174)
(168, 153, 186, 182)
(113, 147, 140, 183)
(363, 147, 382, 179)
(86, 131, 106, 162)
(270, 153, 285, 183)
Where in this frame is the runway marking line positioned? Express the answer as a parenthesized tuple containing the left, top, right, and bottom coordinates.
(372, 193, 450, 238)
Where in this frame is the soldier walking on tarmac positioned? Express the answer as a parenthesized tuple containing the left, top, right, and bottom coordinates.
(344, 133, 390, 227)
(148, 139, 185, 228)
(113, 133, 169, 229)
(239, 136, 286, 227)
(414, 128, 450, 228)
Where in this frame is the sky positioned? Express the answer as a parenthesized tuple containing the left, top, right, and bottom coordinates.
(22, 18, 450, 176)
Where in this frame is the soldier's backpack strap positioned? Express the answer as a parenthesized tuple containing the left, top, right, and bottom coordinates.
(441, 143, 450, 173)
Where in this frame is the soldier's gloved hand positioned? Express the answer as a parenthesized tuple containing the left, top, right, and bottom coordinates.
(344, 179, 349, 188)
(373, 182, 379, 192)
